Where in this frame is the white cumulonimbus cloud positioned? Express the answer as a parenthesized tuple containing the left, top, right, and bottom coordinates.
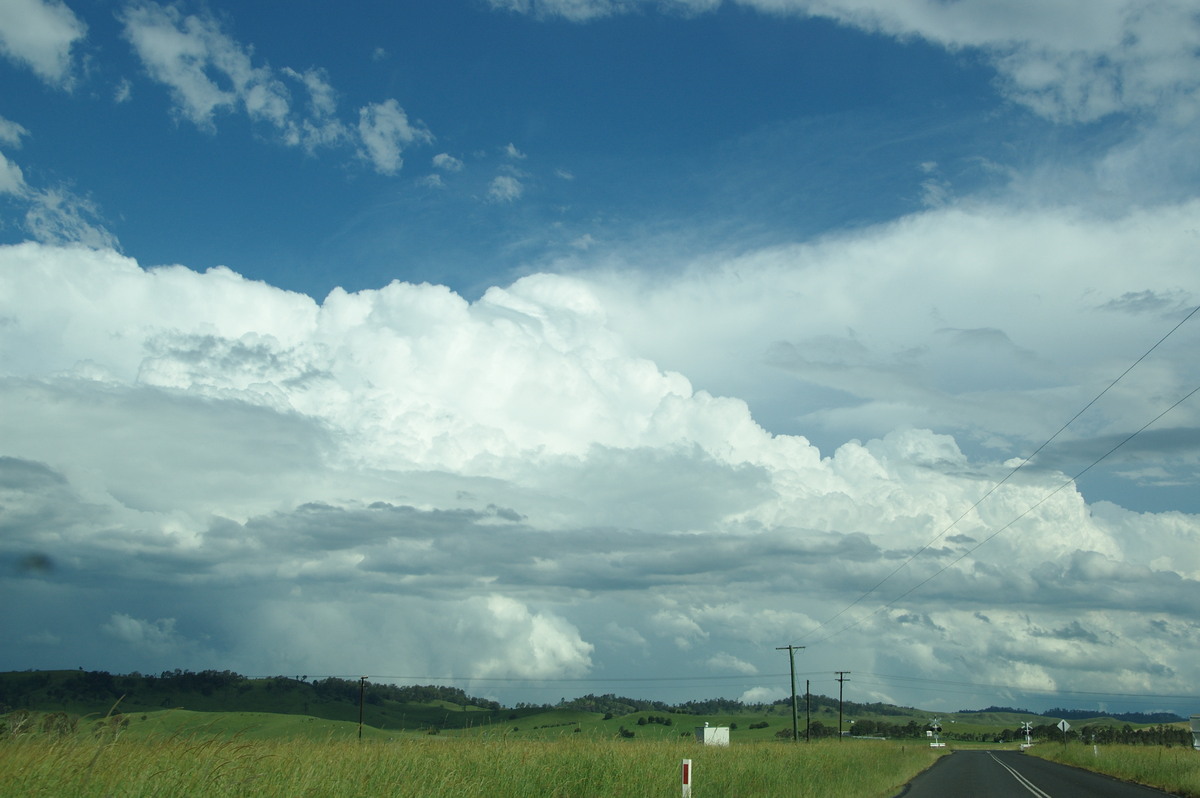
(1, 189, 1198, 707)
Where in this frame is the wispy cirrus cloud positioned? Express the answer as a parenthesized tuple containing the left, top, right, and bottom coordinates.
(0, 115, 28, 196)
(0, 114, 118, 247)
(485, 0, 1200, 219)
(488, 0, 719, 23)
(490, 0, 1200, 126)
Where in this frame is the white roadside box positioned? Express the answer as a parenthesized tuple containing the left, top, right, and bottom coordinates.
(695, 723, 730, 746)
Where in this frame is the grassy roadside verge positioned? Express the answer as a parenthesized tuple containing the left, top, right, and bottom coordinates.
(1027, 744, 1200, 797)
(0, 735, 945, 797)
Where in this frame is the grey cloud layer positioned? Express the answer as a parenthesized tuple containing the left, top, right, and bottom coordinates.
(1, 217, 1197, 707)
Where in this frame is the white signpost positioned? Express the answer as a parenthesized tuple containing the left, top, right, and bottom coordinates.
(928, 718, 944, 748)
(1191, 715, 1200, 751)
(1057, 719, 1071, 745)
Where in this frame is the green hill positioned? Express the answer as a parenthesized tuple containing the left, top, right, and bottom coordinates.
(0, 670, 502, 733)
(0, 669, 1190, 746)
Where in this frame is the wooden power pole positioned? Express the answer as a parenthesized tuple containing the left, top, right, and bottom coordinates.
(776, 645, 804, 742)
(836, 671, 850, 740)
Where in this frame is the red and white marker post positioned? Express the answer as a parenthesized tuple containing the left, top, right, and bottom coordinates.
(681, 759, 692, 797)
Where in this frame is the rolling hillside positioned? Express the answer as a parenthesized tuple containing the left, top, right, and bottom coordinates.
(0, 669, 1188, 745)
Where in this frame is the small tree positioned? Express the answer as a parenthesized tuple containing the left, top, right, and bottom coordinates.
(41, 712, 77, 737)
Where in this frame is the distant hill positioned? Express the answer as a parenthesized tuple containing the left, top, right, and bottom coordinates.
(0, 669, 1190, 745)
(0, 670, 510, 732)
(958, 705, 1185, 725)
(0, 670, 929, 730)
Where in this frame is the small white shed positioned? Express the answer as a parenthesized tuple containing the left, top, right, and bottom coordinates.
(695, 722, 730, 746)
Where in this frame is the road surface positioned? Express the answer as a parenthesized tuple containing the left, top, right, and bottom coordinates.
(897, 750, 1173, 797)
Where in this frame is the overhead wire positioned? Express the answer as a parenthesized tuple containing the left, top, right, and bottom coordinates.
(798, 303, 1200, 645)
(858, 670, 1199, 701)
(808, 381, 1200, 645)
(250, 669, 1197, 706)
(285, 672, 789, 685)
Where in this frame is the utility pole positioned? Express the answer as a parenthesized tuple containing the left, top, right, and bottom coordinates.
(805, 679, 811, 743)
(835, 671, 850, 740)
(776, 645, 804, 742)
(358, 676, 368, 740)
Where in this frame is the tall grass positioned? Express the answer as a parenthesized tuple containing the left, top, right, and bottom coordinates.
(1029, 744, 1200, 797)
(0, 734, 943, 797)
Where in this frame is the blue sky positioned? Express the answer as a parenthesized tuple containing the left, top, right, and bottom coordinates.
(2, 0, 1200, 714)
(4, 0, 1030, 298)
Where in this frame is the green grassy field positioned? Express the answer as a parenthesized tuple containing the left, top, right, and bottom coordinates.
(6, 704, 1194, 797)
(4, 670, 1192, 796)
(0, 731, 946, 798)
(1028, 743, 1200, 797)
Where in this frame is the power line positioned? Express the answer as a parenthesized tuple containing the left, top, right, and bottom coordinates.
(808, 379, 1200, 645)
(855, 671, 1200, 703)
(248, 669, 1197, 705)
(798, 303, 1200, 645)
(287, 673, 791, 684)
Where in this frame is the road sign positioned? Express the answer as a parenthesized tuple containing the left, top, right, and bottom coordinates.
(1057, 720, 1071, 732)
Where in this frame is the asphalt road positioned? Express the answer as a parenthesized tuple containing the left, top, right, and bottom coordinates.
(897, 750, 1174, 797)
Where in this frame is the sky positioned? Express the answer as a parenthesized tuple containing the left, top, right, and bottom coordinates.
(1, 0, 1199, 716)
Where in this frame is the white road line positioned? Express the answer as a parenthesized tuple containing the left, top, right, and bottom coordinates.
(989, 753, 1053, 798)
